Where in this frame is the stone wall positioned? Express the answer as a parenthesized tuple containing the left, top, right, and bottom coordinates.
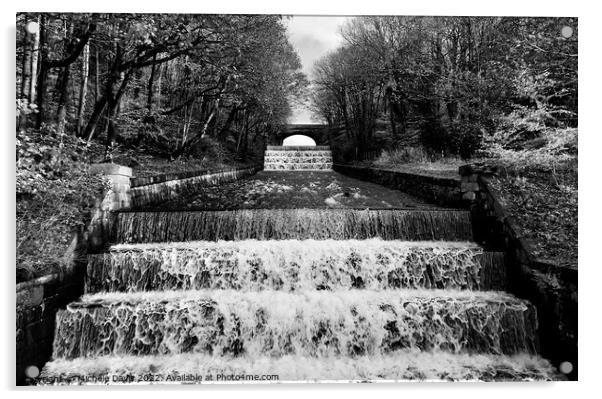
(87, 164, 133, 252)
(16, 273, 84, 384)
(459, 164, 578, 380)
(333, 164, 464, 208)
(16, 163, 132, 385)
(130, 165, 262, 207)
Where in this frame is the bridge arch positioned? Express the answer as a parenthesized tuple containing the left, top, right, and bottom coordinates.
(282, 135, 316, 147)
(272, 124, 329, 146)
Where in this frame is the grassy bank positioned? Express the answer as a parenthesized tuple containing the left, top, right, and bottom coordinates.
(358, 128, 578, 268)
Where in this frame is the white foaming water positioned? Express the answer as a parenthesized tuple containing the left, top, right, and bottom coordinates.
(54, 289, 536, 359)
(40, 351, 560, 383)
(88, 239, 489, 292)
(263, 148, 333, 171)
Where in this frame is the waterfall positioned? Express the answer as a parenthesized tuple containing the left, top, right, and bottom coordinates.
(52, 290, 538, 359)
(114, 209, 473, 243)
(264, 148, 333, 171)
(40, 143, 561, 383)
(86, 239, 506, 293)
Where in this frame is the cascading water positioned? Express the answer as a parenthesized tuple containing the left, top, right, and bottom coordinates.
(263, 146, 333, 171)
(114, 209, 473, 243)
(86, 239, 507, 293)
(52, 290, 538, 359)
(40, 154, 562, 383)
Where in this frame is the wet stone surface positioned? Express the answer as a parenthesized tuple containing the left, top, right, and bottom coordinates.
(147, 171, 439, 210)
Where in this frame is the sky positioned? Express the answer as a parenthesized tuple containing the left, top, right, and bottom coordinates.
(285, 16, 350, 124)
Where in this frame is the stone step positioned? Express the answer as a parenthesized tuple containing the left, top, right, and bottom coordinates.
(52, 289, 537, 359)
(263, 163, 333, 171)
(85, 240, 506, 293)
(264, 157, 333, 163)
(113, 209, 474, 243)
(264, 150, 332, 156)
(263, 149, 333, 171)
(39, 351, 562, 384)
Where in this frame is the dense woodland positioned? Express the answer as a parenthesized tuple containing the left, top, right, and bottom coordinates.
(16, 13, 306, 160)
(312, 17, 577, 162)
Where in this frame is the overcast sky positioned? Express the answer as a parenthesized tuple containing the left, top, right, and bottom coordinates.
(285, 16, 350, 124)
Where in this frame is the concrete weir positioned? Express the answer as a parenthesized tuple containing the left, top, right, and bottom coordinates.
(113, 209, 474, 243)
(37, 159, 564, 384)
(264, 146, 333, 171)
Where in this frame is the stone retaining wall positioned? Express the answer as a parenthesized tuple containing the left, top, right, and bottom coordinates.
(333, 164, 464, 208)
(16, 272, 84, 384)
(130, 165, 262, 207)
(459, 164, 578, 380)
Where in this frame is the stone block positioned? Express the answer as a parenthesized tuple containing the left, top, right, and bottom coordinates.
(461, 182, 480, 192)
(16, 284, 44, 308)
(110, 175, 132, 186)
(462, 191, 476, 201)
(90, 163, 132, 177)
(462, 174, 478, 183)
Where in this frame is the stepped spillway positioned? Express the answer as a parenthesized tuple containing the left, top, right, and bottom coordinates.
(39, 157, 562, 383)
(114, 209, 473, 243)
(264, 146, 333, 171)
(86, 240, 507, 293)
(52, 290, 538, 359)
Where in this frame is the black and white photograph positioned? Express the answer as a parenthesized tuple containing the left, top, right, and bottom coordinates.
(9, 1, 589, 391)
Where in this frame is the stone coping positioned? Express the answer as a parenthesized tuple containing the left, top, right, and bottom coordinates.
(130, 164, 262, 188)
(334, 164, 461, 185)
(89, 163, 132, 177)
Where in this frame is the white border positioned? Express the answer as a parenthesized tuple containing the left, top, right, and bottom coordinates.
(2, 1, 599, 398)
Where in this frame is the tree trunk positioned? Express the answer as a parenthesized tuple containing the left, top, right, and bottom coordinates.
(84, 95, 107, 142)
(94, 46, 100, 102)
(29, 16, 40, 104)
(56, 66, 71, 134)
(104, 100, 119, 160)
(146, 54, 157, 112)
(20, 23, 32, 101)
(35, 15, 47, 128)
(156, 59, 163, 109)
(218, 105, 238, 138)
(103, 69, 132, 159)
(76, 43, 90, 136)
(56, 23, 75, 135)
(18, 20, 32, 130)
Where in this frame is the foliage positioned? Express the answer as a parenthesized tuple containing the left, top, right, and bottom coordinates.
(372, 146, 465, 179)
(311, 16, 577, 159)
(16, 13, 307, 160)
(375, 147, 432, 165)
(16, 128, 107, 282)
(483, 107, 577, 173)
(491, 168, 577, 268)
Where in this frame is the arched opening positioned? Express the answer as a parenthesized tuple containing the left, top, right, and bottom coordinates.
(282, 135, 316, 147)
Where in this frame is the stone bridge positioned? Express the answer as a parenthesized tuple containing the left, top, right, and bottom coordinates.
(271, 124, 330, 146)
